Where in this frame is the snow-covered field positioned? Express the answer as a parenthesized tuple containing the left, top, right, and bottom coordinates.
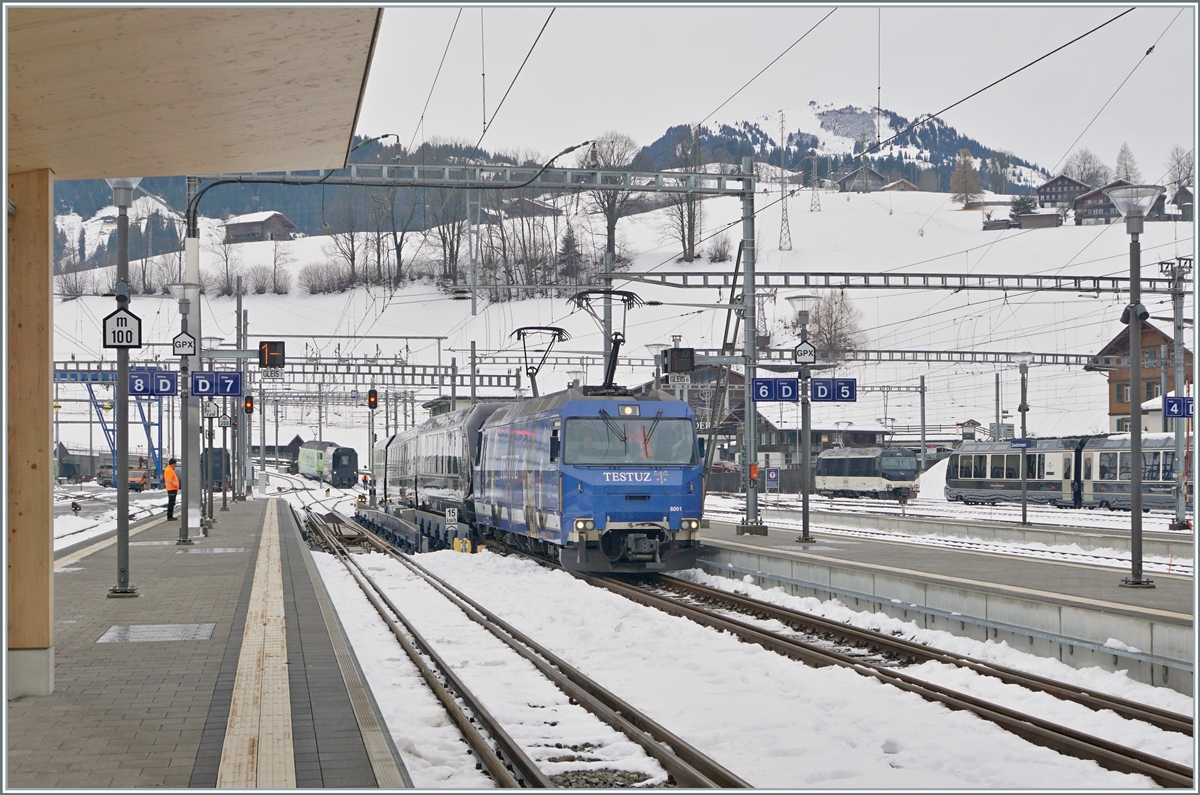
(52, 186, 1194, 465)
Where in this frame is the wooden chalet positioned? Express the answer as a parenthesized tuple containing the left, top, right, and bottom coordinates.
(223, 211, 297, 243)
(835, 165, 887, 193)
(1073, 180, 1167, 226)
(1086, 321, 1192, 432)
(1036, 174, 1090, 208)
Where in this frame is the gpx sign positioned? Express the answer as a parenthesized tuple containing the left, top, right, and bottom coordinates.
(129, 371, 178, 396)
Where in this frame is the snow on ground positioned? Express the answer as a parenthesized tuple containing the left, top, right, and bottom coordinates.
(52, 482, 170, 550)
(314, 551, 670, 787)
(675, 569, 1193, 761)
(55, 471, 1189, 785)
(52, 187, 1195, 465)
(320, 547, 1161, 788)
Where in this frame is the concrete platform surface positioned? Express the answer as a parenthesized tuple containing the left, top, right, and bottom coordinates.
(6, 499, 410, 789)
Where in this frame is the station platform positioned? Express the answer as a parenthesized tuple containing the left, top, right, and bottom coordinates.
(699, 518, 1195, 696)
(6, 499, 411, 789)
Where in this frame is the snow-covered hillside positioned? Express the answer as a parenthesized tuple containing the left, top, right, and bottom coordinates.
(52, 185, 1193, 461)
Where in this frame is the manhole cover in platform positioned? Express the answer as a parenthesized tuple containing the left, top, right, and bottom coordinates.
(97, 623, 216, 643)
(175, 547, 246, 554)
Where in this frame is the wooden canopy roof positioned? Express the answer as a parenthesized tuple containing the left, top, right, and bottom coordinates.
(7, 7, 381, 179)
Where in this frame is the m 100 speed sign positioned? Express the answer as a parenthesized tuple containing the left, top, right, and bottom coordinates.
(102, 308, 142, 349)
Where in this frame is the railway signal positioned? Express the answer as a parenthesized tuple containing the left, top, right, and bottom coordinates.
(368, 389, 378, 410)
(258, 340, 285, 368)
(243, 395, 254, 415)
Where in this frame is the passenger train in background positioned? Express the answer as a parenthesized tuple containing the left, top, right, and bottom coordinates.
(358, 388, 705, 573)
(297, 440, 360, 489)
(944, 434, 1190, 512)
(813, 446, 921, 502)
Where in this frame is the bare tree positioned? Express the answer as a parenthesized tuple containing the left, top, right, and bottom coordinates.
(55, 268, 91, 298)
(325, 190, 363, 286)
(578, 132, 641, 275)
(661, 127, 704, 261)
(244, 265, 272, 294)
(799, 289, 866, 359)
(426, 186, 466, 285)
(271, 239, 294, 294)
(1165, 145, 1194, 189)
(707, 230, 731, 263)
(1113, 142, 1142, 182)
(383, 187, 421, 288)
(206, 223, 242, 296)
(1061, 148, 1112, 188)
(365, 189, 392, 288)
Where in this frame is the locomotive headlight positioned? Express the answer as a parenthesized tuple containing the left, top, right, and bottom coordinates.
(683, 519, 700, 531)
(575, 518, 595, 532)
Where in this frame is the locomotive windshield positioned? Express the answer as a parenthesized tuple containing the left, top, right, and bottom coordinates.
(880, 453, 918, 480)
(563, 417, 697, 466)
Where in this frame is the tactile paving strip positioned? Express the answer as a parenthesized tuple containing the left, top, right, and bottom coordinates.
(176, 548, 247, 554)
(97, 623, 217, 642)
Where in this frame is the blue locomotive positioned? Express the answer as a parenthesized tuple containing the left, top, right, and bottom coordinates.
(364, 388, 704, 573)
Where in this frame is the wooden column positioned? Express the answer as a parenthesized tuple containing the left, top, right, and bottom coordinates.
(7, 168, 54, 696)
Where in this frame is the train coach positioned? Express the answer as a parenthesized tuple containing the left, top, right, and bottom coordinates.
(944, 434, 1188, 511)
(297, 440, 359, 488)
(368, 388, 704, 573)
(813, 446, 921, 502)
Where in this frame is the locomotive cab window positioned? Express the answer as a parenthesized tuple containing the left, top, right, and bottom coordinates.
(563, 417, 696, 466)
(880, 452, 918, 480)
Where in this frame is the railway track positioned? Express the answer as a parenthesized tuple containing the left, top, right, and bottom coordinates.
(295, 501, 749, 788)
(703, 508, 1194, 575)
(712, 494, 1191, 534)
(584, 573, 1193, 788)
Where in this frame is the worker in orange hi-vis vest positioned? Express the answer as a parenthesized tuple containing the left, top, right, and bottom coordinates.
(164, 458, 180, 520)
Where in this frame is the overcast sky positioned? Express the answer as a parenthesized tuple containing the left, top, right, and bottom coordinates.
(357, 4, 1196, 178)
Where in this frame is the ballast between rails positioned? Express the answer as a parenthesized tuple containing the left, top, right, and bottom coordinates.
(585, 575, 1193, 788)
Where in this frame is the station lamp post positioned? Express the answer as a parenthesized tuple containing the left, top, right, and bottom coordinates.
(167, 282, 202, 546)
(1014, 351, 1034, 526)
(1104, 184, 1164, 589)
(106, 177, 141, 597)
(786, 293, 818, 544)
